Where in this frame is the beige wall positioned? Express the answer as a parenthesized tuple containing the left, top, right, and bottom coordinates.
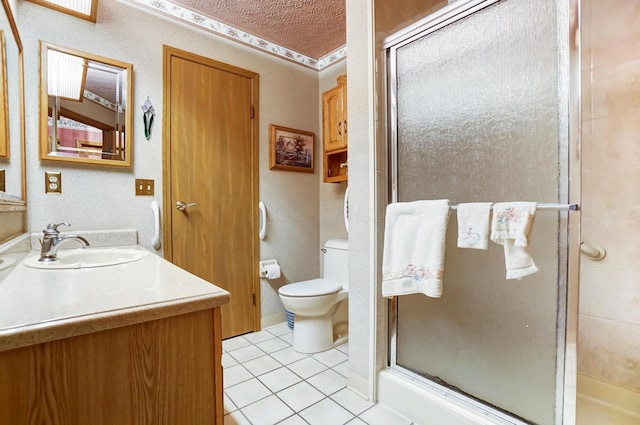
(578, 0, 640, 392)
(18, 0, 323, 324)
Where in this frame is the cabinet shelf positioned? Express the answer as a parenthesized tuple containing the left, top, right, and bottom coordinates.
(324, 148, 347, 183)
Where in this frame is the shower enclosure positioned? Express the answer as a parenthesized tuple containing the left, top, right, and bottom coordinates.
(384, 0, 578, 423)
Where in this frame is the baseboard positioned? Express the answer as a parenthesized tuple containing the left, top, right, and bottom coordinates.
(348, 371, 370, 400)
(261, 313, 286, 329)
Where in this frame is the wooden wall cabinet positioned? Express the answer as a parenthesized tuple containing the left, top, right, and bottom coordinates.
(0, 308, 224, 425)
(322, 74, 348, 183)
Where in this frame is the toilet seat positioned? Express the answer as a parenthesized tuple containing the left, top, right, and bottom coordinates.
(278, 278, 342, 297)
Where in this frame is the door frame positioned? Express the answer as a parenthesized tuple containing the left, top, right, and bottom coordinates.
(162, 45, 261, 332)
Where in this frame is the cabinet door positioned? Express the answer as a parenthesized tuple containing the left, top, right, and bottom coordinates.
(322, 86, 345, 152)
(338, 84, 347, 147)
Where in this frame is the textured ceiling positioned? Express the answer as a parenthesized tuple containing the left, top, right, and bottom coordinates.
(167, 0, 346, 60)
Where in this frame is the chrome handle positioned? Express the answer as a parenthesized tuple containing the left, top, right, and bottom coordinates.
(176, 201, 198, 212)
(46, 222, 70, 231)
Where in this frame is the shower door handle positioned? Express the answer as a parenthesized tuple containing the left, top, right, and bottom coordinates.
(176, 201, 198, 212)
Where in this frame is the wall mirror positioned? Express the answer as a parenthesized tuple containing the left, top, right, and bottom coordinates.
(0, 0, 26, 209)
(39, 42, 133, 167)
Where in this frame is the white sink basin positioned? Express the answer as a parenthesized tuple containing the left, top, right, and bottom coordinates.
(23, 247, 149, 269)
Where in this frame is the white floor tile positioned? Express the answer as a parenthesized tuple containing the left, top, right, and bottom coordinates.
(277, 414, 308, 424)
(222, 352, 238, 368)
(332, 360, 349, 377)
(224, 410, 251, 425)
(331, 388, 374, 415)
(242, 354, 282, 376)
(359, 404, 412, 425)
(256, 337, 291, 353)
(259, 367, 302, 393)
(287, 356, 328, 379)
(276, 381, 326, 412)
(279, 332, 294, 345)
(336, 342, 349, 354)
(266, 323, 291, 337)
(225, 378, 272, 408)
(313, 348, 349, 367)
(244, 330, 276, 344)
(241, 395, 294, 425)
(229, 345, 267, 363)
(224, 393, 237, 414)
(223, 364, 253, 388)
(271, 346, 308, 365)
(307, 368, 347, 396)
(299, 397, 355, 425)
(223, 335, 251, 352)
(346, 418, 367, 425)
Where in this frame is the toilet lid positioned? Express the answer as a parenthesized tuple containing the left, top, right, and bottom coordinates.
(278, 278, 343, 297)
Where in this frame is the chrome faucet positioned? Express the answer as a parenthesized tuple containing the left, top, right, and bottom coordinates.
(38, 223, 90, 262)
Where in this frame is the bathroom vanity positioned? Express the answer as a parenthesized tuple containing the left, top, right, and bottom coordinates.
(0, 244, 230, 425)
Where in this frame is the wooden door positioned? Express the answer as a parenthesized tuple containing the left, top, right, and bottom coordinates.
(163, 46, 259, 339)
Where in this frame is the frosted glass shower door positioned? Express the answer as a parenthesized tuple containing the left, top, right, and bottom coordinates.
(387, 0, 569, 424)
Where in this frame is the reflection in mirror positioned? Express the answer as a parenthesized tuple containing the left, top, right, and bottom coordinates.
(0, 0, 26, 208)
(39, 42, 133, 167)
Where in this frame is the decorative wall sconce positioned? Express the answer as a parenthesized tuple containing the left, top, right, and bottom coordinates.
(142, 97, 155, 140)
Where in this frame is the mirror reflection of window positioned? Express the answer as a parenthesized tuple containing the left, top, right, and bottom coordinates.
(40, 42, 133, 167)
(26, 0, 98, 22)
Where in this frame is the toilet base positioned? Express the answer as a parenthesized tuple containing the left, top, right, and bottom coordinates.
(292, 313, 347, 353)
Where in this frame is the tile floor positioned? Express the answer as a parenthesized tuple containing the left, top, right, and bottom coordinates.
(223, 323, 413, 425)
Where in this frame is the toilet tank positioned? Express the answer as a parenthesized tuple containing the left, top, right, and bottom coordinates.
(322, 239, 349, 285)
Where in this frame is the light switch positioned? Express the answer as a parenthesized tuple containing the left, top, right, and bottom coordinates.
(45, 171, 62, 194)
(135, 179, 154, 196)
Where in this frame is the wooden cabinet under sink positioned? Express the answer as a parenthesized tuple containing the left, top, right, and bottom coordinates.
(0, 308, 224, 425)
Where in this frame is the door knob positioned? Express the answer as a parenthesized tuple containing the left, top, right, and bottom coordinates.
(176, 201, 198, 211)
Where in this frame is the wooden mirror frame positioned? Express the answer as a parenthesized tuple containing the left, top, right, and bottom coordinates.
(38, 41, 133, 168)
(0, 0, 26, 215)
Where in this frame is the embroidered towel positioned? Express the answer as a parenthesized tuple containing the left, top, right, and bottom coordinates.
(456, 202, 492, 250)
(382, 199, 451, 298)
(490, 202, 538, 280)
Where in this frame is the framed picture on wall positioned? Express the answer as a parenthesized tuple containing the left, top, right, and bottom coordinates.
(269, 124, 315, 173)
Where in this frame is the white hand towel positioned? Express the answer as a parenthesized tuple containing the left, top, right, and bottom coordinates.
(456, 202, 492, 250)
(382, 199, 450, 298)
(490, 202, 538, 280)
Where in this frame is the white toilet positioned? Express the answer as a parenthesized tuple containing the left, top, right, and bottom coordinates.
(278, 239, 348, 353)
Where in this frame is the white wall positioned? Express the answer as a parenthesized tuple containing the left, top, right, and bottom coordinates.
(18, 0, 323, 325)
(345, 0, 376, 397)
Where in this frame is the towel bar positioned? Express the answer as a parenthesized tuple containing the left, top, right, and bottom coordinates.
(449, 203, 579, 212)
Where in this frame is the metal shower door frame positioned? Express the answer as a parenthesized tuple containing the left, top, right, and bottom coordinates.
(382, 0, 580, 423)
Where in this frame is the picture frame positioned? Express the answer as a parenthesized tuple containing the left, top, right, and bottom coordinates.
(269, 124, 315, 173)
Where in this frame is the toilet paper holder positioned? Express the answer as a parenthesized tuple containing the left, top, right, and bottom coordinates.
(259, 259, 280, 278)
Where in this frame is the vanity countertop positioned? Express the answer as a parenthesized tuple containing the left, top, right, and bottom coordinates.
(0, 245, 230, 352)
